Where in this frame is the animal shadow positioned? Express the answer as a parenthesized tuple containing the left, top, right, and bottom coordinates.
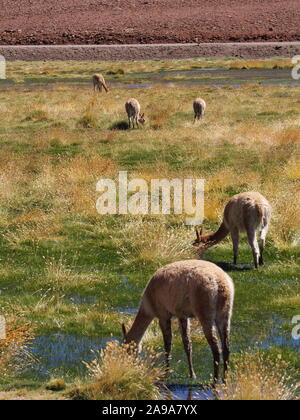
(210, 261, 254, 272)
(109, 120, 129, 130)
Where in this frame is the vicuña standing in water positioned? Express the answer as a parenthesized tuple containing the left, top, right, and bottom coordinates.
(92, 73, 109, 93)
(125, 98, 146, 129)
(193, 192, 271, 268)
(122, 259, 234, 382)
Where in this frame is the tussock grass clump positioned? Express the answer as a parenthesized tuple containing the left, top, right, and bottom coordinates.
(46, 378, 66, 392)
(4, 216, 62, 248)
(106, 68, 125, 76)
(77, 114, 98, 129)
(268, 184, 300, 247)
(23, 109, 48, 122)
(0, 320, 33, 378)
(70, 341, 164, 400)
(41, 256, 100, 294)
(150, 113, 168, 130)
(285, 156, 300, 181)
(116, 219, 194, 266)
(77, 97, 99, 128)
(218, 352, 299, 400)
(43, 257, 77, 292)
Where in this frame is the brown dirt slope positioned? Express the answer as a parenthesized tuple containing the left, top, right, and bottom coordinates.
(0, 0, 299, 45)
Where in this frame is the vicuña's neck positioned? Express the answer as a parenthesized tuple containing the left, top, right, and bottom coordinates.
(126, 306, 153, 345)
(201, 222, 229, 246)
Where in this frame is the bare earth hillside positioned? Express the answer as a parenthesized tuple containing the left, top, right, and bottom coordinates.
(0, 0, 299, 45)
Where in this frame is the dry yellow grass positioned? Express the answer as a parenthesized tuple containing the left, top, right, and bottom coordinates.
(70, 341, 164, 400)
(115, 219, 195, 265)
(0, 320, 33, 378)
(0, 83, 299, 249)
(0, 389, 68, 400)
(0, 60, 299, 398)
(218, 352, 299, 400)
(285, 156, 300, 181)
(45, 378, 66, 392)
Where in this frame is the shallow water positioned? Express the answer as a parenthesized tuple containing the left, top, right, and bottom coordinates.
(23, 311, 299, 380)
(0, 68, 296, 91)
(114, 306, 137, 315)
(68, 294, 98, 305)
(25, 333, 117, 378)
(163, 384, 215, 400)
(262, 319, 300, 354)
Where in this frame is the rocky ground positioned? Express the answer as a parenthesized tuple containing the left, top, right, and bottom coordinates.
(0, 0, 299, 45)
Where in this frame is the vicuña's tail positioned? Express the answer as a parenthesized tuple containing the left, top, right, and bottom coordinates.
(256, 202, 265, 227)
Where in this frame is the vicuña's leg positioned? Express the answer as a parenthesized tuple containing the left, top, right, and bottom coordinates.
(230, 228, 240, 265)
(259, 224, 269, 266)
(179, 318, 196, 379)
(246, 228, 260, 269)
(159, 318, 172, 371)
(201, 320, 221, 383)
(216, 315, 231, 381)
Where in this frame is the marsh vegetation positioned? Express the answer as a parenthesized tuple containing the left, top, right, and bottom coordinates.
(0, 58, 299, 399)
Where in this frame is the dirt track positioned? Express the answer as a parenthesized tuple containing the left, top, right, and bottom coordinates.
(0, 0, 300, 45)
(1, 42, 300, 62)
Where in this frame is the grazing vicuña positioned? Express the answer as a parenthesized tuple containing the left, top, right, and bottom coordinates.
(193, 98, 206, 122)
(122, 259, 234, 382)
(194, 192, 271, 268)
(125, 98, 146, 129)
(92, 73, 109, 93)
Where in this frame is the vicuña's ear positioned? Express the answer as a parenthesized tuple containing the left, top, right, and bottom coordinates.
(200, 227, 203, 236)
(121, 323, 127, 338)
(141, 113, 144, 118)
(195, 227, 200, 240)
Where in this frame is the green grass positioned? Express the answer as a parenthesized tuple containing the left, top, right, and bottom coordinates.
(4, 57, 294, 83)
(0, 59, 299, 399)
